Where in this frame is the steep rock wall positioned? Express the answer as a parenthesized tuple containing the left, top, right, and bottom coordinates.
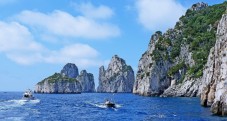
(97, 55, 135, 93)
(200, 14, 227, 116)
(76, 70, 95, 92)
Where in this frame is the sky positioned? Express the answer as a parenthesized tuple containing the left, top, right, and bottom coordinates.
(0, 0, 224, 91)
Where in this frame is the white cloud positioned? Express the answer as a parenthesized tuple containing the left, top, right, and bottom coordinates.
(73, 2, 114, 19)
(43, 44, 101, 67)
(7, 53, 43, 65)
(136, 0, 186, 32)
(0, 2, 119, 67)
(0, 21, 44, 53)
(58, 44, 98, 58)
(15, 9, 120, 39)
(0, 21, 104, 67)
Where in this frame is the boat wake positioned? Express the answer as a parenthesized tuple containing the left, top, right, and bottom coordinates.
(19, 99, 40, 104)
(86, 102, 122, 109)
(0, 99, 40, 121)
(8, 99, 40, 105)
(90, 102, 107, 109)
(0, 99, 40, 111)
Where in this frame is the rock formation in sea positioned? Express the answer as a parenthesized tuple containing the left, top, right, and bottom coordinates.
(61, 63, 79, 78)
(76, 70, 95, 92)
(200, 14, 227, 116)
(35, 63, 95, 93)
(133, 2, 227, 97)
(35, 73, 82, 93)
(97, 55, 135, 93)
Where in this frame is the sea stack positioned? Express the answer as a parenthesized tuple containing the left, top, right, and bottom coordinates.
(35, 63, 95, 93)
(97, 55, 135, 93)
(61, 63, 79, 78)
(76, 70, 95, 92)
(34, 73, 82, 94)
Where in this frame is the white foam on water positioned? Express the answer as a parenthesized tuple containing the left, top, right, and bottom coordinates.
(0, 99, 40, 111)
(87, 102, 107, 109)
(14, 99, 40, 104)
(86, 101, 122, 109)
(27, 99, 40, 104)
(0, 100, 25, 110)
(7, 99, 27, 105)
(115, 104, 122, 108)
(150, 113, 166, 119)
(0, 99, 40, 121)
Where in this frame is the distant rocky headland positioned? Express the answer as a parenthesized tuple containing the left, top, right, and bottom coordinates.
(35, 63, 95, 93)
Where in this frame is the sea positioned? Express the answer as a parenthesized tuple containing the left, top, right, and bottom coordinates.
(0, 92, 227, 121)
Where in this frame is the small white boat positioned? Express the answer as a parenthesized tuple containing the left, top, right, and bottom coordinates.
(22, 89, 35, 100)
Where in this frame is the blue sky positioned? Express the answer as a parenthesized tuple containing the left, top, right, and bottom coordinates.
(0, 0, 224, 91)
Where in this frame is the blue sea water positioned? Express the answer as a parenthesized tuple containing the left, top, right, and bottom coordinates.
(0, 92, 227, 121)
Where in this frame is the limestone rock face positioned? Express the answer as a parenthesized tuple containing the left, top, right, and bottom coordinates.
(200, 47, 215, 106)
(161, 77, 202, 97)
(133, 32, 171, 96)
(133, 2, 225, 97)
(97, 55, 135, 93)
(200, 14, 227, 116)
(76, 70, 95, 92)
(61, 63, 79, 78)
(35, 73, 82, 93)
(35, 63, 95, 93)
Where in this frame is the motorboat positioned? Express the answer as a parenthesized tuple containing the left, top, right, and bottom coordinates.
(22, 89, 35, 100)
(105, 100, 115, 108)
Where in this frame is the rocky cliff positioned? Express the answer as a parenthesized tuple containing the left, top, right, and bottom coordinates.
(133, 2, 227, 97)
(200, 14, 227, 116)
(133, 32, 171, 96)
(190, 2, 208, 11)
(61, 63, 79, 78)
(97, 55, 135, 93)
(35, 73, 82, 93)
(35, 63, 95, 93)
(76, 70, 95, 92)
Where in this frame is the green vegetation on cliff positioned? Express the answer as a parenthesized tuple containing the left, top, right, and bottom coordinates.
(179, 2, 226, 77)
(37, 73, 78, 85)
(151, 2, 227, 78)
(167, 62, 186, 77)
